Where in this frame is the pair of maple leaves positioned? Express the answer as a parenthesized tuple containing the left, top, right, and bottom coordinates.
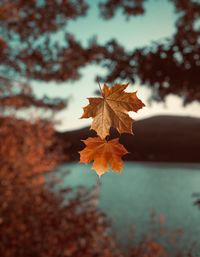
(79, 83, 145, 176)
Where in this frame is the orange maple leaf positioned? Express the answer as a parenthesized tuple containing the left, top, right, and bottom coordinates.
(81, 83, 145, 139)
(79, 137, 128, 176)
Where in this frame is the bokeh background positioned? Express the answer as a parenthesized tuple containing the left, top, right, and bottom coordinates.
(0, 0, 200, 256)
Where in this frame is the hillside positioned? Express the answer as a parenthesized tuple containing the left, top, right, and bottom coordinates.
(56, 115, 200, 163)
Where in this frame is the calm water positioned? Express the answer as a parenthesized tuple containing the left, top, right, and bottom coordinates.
(55, 162, 200, 246)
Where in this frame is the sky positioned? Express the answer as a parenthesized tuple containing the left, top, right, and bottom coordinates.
(32, 0, 200, 132)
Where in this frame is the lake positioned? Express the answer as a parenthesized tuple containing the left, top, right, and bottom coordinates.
(55, 162, 200, 248)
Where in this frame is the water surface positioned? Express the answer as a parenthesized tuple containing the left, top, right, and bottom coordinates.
(56, 162, 200, 246)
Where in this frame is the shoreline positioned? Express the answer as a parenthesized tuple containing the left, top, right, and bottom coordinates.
(58, 160, 200, 171)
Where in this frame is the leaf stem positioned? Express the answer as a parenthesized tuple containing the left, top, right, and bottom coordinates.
(97, 79, 103, 95)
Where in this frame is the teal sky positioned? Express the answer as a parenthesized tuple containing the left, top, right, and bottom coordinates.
(32, 0, 200, 131)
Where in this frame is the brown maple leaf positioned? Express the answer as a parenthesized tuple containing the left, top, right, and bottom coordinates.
(79, 137, 128, 176)
(81, 83, 145, 139)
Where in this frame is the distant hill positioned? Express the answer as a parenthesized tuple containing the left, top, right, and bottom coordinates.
(56, 115, 200, 163)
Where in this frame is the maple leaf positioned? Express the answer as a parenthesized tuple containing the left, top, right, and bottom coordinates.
(79, 137, 128, 176)
(81, 83, 145, 139)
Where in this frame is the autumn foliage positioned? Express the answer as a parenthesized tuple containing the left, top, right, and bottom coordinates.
(80, 137, 128, 176)
(0, 117, 60, 177)
(81, 84, 145, 139)
(1, 0, 200, 104)
(0, 116, 122, 257)
(0, 0, 199, 256)
(80, 83, 144, 176)
(0, 173, 120, 257)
